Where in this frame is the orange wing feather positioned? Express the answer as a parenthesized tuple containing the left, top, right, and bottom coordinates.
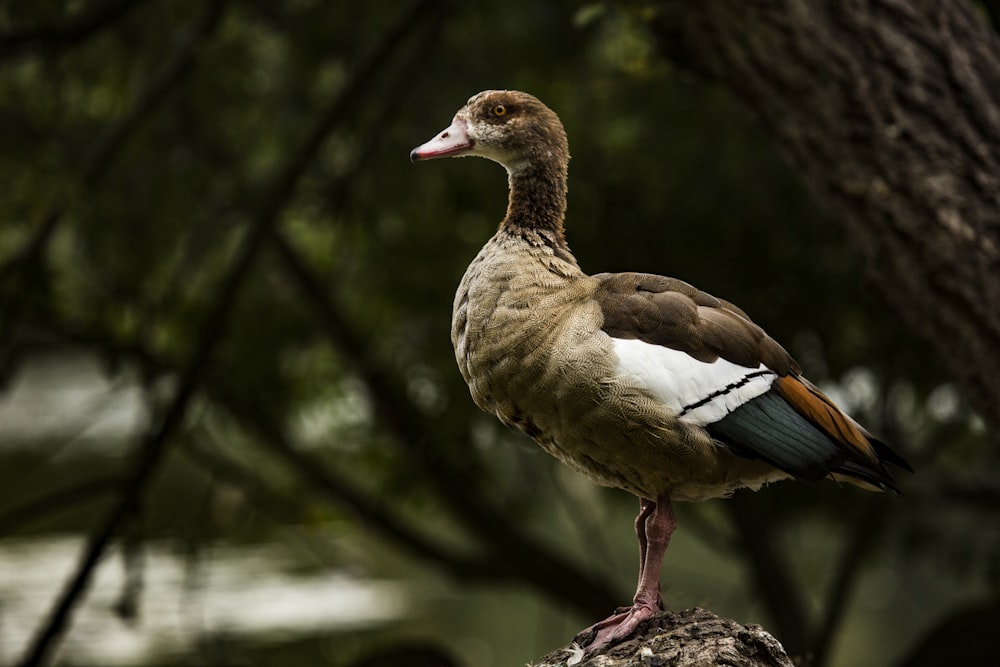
(773, 375, 878, 465)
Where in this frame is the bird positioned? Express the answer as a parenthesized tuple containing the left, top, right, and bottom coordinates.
(410, 90, 910, 653)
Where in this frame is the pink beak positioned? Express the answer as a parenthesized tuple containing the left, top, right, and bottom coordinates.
(410, 118, 474, 161)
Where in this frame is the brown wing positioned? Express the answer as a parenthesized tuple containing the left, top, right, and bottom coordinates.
(593, 272, 909, 490)
(593, 272, 798, 374)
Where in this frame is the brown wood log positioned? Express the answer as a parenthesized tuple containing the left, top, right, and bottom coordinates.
(534, 608, 793, 667)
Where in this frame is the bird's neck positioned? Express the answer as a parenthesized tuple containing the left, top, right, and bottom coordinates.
(501, 158, 569, 247)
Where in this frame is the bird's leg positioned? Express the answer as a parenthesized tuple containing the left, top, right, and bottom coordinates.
(634, 497, 656, 585)
(631, 494, 674, 613)
(573, 494, 676, 654)
(601, 498, 658, 619)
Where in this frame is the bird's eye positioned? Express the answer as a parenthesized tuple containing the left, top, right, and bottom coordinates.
(492, 104, 507, 117)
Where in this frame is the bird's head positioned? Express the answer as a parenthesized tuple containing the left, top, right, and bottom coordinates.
(410, 90, 569, 175)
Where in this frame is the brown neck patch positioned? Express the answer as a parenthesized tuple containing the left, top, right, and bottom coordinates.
(501, 158, 569, 248)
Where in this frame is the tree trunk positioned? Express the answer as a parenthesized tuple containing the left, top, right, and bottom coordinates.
(645, 0, 1000, 430)
(534, 608, 793, 667)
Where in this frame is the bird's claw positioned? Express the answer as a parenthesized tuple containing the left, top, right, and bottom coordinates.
(572, 599, 662, 655)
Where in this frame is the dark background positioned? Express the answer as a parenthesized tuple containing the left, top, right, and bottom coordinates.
(0, 1, 996, 666)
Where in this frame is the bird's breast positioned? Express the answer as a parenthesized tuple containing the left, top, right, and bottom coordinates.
(450, 239, 655, 495)
(451, 238, 600, 418)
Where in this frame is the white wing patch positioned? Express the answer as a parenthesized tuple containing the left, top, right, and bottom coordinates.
(611, 337, 777, 426)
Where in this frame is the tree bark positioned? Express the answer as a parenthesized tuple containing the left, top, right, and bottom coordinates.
(645, 0, 1000, 430)
(534, 608, 793, 667)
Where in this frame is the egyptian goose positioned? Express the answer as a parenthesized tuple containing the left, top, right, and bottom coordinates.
(410, 90, 910, 653)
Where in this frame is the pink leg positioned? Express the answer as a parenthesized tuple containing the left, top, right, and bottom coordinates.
(634, 498, 656, 582)
(574, 494, 677, 653)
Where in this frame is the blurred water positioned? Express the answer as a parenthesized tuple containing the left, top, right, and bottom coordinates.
(0, 353, 410, 664)
(0, 352, 147, 452)
(0, 536, 408, 665)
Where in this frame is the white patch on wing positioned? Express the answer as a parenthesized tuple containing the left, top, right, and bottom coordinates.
(611, 337, 777, 426)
